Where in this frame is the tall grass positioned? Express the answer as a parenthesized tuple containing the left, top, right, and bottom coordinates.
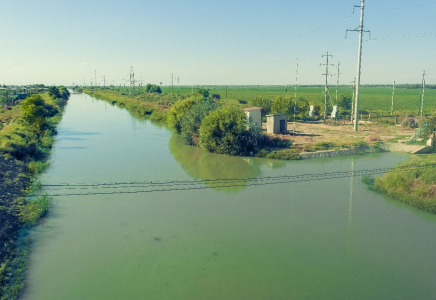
(363, 154, 436, 214)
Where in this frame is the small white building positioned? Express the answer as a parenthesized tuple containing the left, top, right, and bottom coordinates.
(242, 107, 262, 130)
(266, 114, 287, 134)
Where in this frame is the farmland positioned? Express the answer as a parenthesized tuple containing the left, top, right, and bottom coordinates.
(111, 85, 436, 116)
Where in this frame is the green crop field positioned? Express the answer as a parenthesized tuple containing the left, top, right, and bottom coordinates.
(109, 85, 436, 116)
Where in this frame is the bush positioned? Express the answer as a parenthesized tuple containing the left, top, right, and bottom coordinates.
(251, 97, 272, 115)
(199, 106, 260, 156)
(180, 99, 217, 145)
(21, 95, 58, 133)
(271, 96, 293, 115)
(167, 96, 202, 133)
(146, 83, 162, 94)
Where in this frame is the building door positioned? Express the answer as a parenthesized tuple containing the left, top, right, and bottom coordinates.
(280, 119, 286, 133)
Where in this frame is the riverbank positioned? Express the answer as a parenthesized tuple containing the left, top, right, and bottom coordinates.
(0, 88, 69, 299)
(363, 153, 436, 214)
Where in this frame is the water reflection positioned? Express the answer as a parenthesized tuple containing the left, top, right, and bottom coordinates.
(169, 134, 286, 192)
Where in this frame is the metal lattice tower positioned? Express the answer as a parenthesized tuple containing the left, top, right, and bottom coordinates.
(130, 66, 135, 96)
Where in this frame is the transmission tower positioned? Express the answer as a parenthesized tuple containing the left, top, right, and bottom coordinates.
(346, 0, 370, 131)
(420, 71, 426, 116)
(129, 66, 135, 96)
(321, 52, 334, 121)
(95, 70, 97, 88)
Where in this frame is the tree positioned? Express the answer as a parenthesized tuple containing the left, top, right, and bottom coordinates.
(21, 94, 58, 133)
(337, 94, 352, 111)
(58, 86, 70, 99)
(251, 97, 272, 115)
(47, 86, 61, 99)
(271, 96, 292, 115)
(199, 106, 260, 156)
(196, 88, 209, 98)
(167, 96, 202, 133)
(180, 99, 217, 145)
(146, 83, 162, 93)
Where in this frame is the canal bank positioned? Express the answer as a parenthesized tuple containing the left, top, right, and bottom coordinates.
(19, 92, 436, 300)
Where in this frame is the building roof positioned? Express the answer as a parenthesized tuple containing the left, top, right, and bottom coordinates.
(242, 107, 262, 112)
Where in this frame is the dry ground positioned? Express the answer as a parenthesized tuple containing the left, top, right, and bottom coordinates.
(263, 120, 416, 149)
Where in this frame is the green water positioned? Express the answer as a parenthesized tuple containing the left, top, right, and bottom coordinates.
(20, 93, 436, 300)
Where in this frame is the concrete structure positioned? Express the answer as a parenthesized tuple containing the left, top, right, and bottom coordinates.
(266, 114, 287, 134)
(242, 107, 262, 130)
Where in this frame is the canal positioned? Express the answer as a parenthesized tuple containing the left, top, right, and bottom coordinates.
(20, 92, 436, 299)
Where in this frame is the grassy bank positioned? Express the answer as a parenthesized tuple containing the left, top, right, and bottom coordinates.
(363, 153, 436, 214)
(84, 88, 170, 122)
(0, 87, 69, 299)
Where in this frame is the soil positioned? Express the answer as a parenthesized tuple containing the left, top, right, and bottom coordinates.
(264, 120, 416, 148)
(0, 155, 29, 266)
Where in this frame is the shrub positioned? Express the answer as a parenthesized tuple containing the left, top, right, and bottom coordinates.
(180, 99, 217, 145)
(21, 95, 58, 133)
(199, 106, 260, 156)
(146, 83, 162, 94)
(251, 97, 272, 115)
(167, 96, 202, 133)
(271, 96, 293, 115)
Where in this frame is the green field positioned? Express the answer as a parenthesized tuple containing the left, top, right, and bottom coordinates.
(109, 85, 436, 116)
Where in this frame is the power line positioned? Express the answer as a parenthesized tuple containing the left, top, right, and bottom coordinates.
(39, 163, 436, 197)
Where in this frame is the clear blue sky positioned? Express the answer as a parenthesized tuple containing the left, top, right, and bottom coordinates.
(1, 0, 435, 86)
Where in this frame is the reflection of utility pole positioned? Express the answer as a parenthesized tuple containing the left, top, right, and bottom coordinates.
(293, 58, 298, 135)
(348, 158, 355, 228)
(351, 79, 356, 123)
(321, 52, 334, 121)
(420, 71, 426, 116)
(391, 81, 395, 116)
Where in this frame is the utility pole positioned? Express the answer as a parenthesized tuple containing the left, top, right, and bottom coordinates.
(177, 76, 180, 95)
(420, 71, 426, 116)
(347, 0, 369, 131)
(294, 58, 298, 135)
(391, 81, 395, 116)
(336, 62, 341, 105)
(226, 85, 228, 99)
(95, 70, 97, 88)
(103, 76, 106, 88)
(170, 73, 173, 96)
(286, 84, 288, 99)
(321, 52, 334, 121)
